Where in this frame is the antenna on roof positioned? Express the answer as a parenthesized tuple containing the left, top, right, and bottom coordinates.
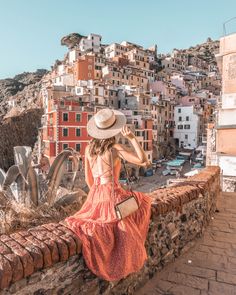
(223, 16, 236, 36)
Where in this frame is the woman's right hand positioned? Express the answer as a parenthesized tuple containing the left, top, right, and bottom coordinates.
(121, 125, 135, 140)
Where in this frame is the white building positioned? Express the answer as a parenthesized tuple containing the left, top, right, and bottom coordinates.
(68, 34, 102, 64)
(174, 105, 201, 149)
(105, 43, 128, 58)
(170, 73, 188, 94)
(79, 33, 102, 53)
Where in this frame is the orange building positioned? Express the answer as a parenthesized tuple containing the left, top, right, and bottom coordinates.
(74, 55, 95, 81)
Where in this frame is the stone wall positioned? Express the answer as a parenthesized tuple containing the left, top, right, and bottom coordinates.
(0, 166, 220, 295)
(0, 109, 43, 170)
(222, 175, 236, 192)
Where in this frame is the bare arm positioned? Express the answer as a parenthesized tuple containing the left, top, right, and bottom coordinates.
(84, 146, 94, 189)
(113, 126, 150, 167)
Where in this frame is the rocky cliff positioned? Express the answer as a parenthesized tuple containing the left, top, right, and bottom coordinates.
(0, 109, 43, 170)
(0, 69, 47, 121)
(0, 70, 48, 170)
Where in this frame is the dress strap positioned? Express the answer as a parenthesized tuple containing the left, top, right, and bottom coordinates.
(90, 154, 98, 170)
(91, 150, 114, 185)
(111, 148, 115, 201)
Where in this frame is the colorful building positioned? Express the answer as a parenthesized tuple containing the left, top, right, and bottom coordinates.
(41, 86, 94, 164)
(207, 32, 236, 191)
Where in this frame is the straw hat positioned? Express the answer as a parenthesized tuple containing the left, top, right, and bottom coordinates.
(87, 108, 127, 139)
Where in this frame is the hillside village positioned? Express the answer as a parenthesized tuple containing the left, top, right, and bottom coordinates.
(0, 33, 221, 175)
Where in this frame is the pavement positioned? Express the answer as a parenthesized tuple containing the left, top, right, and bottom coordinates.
(136, 192, 236, 295)
(133, 161, 192, 193)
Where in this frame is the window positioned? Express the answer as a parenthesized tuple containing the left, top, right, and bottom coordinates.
(63, 128, 68, 137)
(184, 125, 190, 129)
(186, 116, 189, 121)
(63, 113, 68, 121)
(63, 143, 68, 150)
(178, 108, 181, 113)
(76, 144, 81, 152)
(177, 125, 183, 129)
(179, 116, 182, 121)
(76, 114, 81, 122)
(60, 100, 65, 107)
(76, 128, 81, 137)
(185, 134, 188, 139)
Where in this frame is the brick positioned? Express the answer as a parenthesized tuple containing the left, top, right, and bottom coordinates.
(174, 264, 216, 280)
(10, 232, 24, 240)
(183, 251, 228, 272)
(41, 223, 60, 231)
(10, 235, 44, 270)
(209, 281, 236, 295)
(41, 223, 64, 236)
(0, 240, 12, 255)
(165, 271, 208, 290)
(4, 253, 24, 282)
(43, 239, 59, 264)
(217, 271, 236, 285)
(4, 240, 34, 278)
(25, 235, 52, 268)
(0, 235, 12, 243)
(28, 228, 51, 241)
(139, 279, 201, 295)
(24, 245, 43, 270)
(71, 235, 82, 254)
(0, 254, 12, 289)
(211, 231, 236, 244)
(60, 235, 77, 257)
(17, 230, 31, 237)
(57, 224, 76, 235)
(53, 237, 69, 262)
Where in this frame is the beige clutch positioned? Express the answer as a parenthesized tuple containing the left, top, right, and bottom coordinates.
(115, 195, 139, 220)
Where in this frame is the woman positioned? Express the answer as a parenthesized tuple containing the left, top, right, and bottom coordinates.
(62, 108, 152, 281)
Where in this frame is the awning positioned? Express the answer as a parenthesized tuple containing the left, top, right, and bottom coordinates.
(184, 169, 201, 177)
(196, 145, 206, 151)
(179, 152, 192, 156)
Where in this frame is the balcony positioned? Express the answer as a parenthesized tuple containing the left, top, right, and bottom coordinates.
(53, 105, 93, 112)
(202, 135, 207, 144)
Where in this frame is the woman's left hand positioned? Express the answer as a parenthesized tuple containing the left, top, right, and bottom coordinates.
(121, 125, 135, 140)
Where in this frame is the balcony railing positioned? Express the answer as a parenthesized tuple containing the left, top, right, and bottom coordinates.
(52, 105, 94, 112)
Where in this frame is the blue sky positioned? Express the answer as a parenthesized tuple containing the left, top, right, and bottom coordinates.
(0, 0, 236, 78)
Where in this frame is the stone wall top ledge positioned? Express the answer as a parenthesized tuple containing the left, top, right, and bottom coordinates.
(0, 166, 220, 291)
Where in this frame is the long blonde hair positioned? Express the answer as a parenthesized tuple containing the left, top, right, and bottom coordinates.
(88, 136, 116, 157)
